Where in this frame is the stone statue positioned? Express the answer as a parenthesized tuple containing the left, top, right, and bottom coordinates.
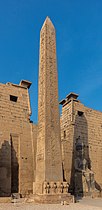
(53, 182, 57, 193)
(74, 137, 95, 193)
(60, 182, 64, 193)
(45, 182, 50, 194)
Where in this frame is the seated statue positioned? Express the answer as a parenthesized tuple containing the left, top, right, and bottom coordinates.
(74, 150, 95, 193)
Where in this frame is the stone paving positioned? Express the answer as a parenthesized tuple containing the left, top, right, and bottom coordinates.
(0, 198, 102, 210)
(0, 203, 101, 210)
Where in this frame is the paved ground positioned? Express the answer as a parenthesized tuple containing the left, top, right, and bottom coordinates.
(79, 197, 102, 208)
(0, 197, 102, 210)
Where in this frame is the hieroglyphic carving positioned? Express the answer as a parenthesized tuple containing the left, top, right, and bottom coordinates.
(35, 17, 63, 194)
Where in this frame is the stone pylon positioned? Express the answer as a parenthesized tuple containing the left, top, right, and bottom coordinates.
(33, 17, 73, 203)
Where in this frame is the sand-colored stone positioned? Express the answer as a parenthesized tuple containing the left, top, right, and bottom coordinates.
(33, 17, 72, 203)
(60, 93, 102, 196)
(0, 81, 37, 196)
(36, 17, 62, 182)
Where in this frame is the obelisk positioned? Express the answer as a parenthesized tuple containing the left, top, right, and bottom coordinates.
(34, 16, 63, 193)
(33, 18, 72, 203)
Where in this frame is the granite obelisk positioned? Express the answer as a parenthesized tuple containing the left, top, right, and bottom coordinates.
(34, 17, 63, 194)
(33, 18, 72, 203)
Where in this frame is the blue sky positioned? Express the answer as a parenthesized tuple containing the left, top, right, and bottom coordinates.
(0, 0, 102, 122)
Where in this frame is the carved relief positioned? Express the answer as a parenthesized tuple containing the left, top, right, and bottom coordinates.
(43, 181, 69, 195)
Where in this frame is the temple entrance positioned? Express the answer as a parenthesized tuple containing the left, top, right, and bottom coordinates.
(10, 134, 19, 193)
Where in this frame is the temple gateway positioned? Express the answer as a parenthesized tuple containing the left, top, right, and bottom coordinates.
(0, 17, 102, 203)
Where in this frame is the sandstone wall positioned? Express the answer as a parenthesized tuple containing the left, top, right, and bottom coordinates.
(0, 82, 37, 196)
(60, 101, 73, 184)
(32, 124, 38, 182)
(61, 96, 102, 192)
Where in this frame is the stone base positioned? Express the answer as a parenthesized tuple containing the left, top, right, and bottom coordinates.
(33, 181, 71, 194)
(75, 190, 102, 199)
(33, 181, 74, 204)
(84, 190, 102, 198)
(0, 197, 11, 203)
(33, 194, 74, 204)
